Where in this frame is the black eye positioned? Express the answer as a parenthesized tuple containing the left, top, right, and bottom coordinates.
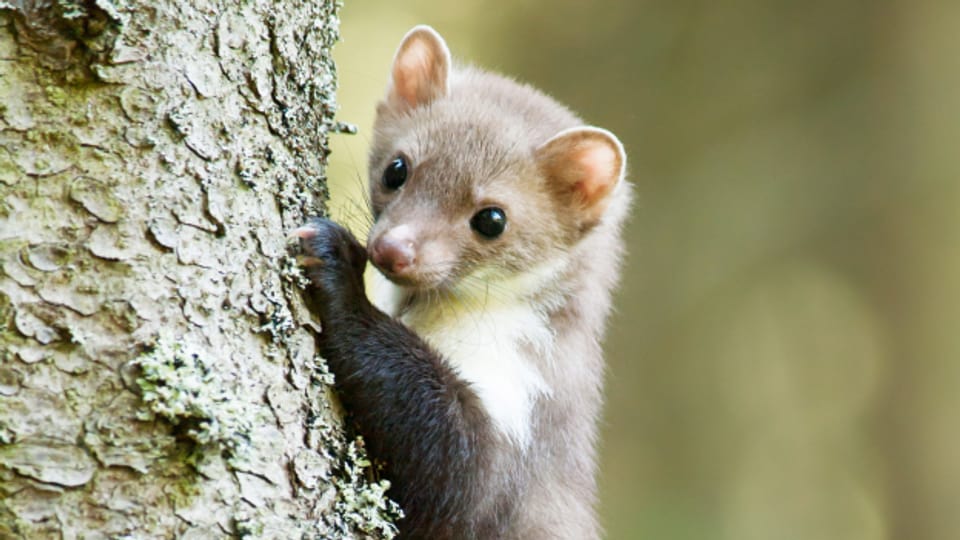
(470, 207, 507, 238)
(382, 156, 408, 189)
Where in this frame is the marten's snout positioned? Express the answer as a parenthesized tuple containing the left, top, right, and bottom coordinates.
(370, 225, 417, 278)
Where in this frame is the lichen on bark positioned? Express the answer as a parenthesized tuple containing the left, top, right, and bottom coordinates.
(0, 0, 399, 537)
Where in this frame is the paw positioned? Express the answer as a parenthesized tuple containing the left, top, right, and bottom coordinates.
(292, 218, 368, 313)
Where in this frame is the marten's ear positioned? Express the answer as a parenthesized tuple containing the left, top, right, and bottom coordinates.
(536, 127, 626, 229)
(386, 25, 451, 111)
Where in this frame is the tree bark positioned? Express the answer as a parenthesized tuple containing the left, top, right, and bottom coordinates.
(0, 0, 398, 537)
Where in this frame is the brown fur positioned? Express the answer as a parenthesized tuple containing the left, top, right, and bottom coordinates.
(359, 26, 632, 538)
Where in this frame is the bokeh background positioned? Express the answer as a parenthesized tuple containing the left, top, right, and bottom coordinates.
(326, 1, 960, 539)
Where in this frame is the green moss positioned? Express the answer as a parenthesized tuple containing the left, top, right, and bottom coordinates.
(331, 438, 402, 538)
(133, 339, 255, 465)
(280, 253, 311, 289)
(257, 309, 295, 343)
(0, 503, 26, 539)
(235, 519, 265, 538)
(301, 360, 400, 538)
(0, 291, 10, 334)
(0, 149, 19, 186)
(168, 473, 201, 510)
(44, 86, 69, 107)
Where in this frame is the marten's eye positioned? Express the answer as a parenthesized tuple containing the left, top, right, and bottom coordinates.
(470, 207, 507, 238)
(382, 156, 408, 190)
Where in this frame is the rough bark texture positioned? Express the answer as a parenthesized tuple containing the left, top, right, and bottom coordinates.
(0, 0, 398, 537)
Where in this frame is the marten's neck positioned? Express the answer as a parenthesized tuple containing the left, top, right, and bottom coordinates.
(370, 256, 574, 447)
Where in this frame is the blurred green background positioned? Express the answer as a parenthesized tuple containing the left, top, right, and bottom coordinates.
(326, 1, 960, 538)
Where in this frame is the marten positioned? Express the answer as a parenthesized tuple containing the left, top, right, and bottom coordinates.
(296, 25, 631, 539)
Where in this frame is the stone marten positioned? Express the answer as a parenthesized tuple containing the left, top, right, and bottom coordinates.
(296, 25, 631, 539)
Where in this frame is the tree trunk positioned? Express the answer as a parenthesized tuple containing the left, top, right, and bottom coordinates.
(0, 0, 398, 537)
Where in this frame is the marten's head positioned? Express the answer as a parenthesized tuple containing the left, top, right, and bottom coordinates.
(367, 26, 627, 295)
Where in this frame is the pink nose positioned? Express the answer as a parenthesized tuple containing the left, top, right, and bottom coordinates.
(371, 228, 416, 276)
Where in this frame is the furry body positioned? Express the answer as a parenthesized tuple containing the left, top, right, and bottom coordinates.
(300, 26, 630, 539)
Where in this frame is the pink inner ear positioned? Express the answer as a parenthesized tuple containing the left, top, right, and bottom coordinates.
(394, 43, 434, 107)
(573, 142, 619, 205)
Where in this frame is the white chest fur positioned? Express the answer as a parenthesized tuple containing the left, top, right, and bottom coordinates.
(370, 269, 560, 448)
